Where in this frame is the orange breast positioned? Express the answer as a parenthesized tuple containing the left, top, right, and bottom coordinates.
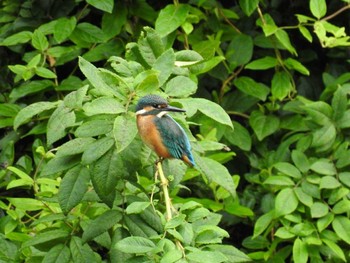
(137, 115, 171, 158)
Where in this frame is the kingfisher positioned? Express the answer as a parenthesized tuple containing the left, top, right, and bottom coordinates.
(135, 94, 195, 167)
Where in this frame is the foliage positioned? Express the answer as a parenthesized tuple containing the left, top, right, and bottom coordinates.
(1, 0, 350, 262)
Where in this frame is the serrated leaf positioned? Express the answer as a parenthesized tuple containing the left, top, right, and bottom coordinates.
(234, 76, 270, 101)
(275, 188, 298, 217)
(10, 80, 53, 100)
(42, 244, 70, 263)
(7, 198, 43, 211)
(22, 229, 69, 248)
(14, 101, 58, 130)
(47, 104, 75, 145)
(165, 76, 197, 97)
(70, 236, 96, 263)
(113, 115, 138, 153)
(75, 119, 113, 137)
(138, 27, 165, 66)
(249, 110, 280, 141)
(116, 236, 156, 253)
(194, 154, 236, 197)
(187, 251, 227, 263)
(153, 48, 175, 85)
(125, 202, 151, 214)
(83, 97, 125, 116)
(56, 138, 95, 157)
(81, 137, 114, 164)
(41, 155, 80, 176)
(59, 166, 90, 214)
(155, 4, 190, 37)
(82, 209, 122, 243)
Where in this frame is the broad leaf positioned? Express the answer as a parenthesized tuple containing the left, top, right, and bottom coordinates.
(113, 114, 138, 153)
(293, 238, 308, 263)
(155, 4, 189, 37)
(116, 236, 155, 253)
(234, 77, 269, 101)
(275, 188, 298, 217)
(249, 111, 280, 141)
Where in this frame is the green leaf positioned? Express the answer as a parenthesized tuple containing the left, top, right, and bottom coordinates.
(138, 27, 165, 66)
(165, 76, 197, 97)
(332, 86, 347, 121)
(317, 213, 334, 232)
(194, 154, 236, 197)
(224, 121, 251, 151)
(275, 188, 298, 217)
(319, 176, 341, 189)
(14, 101, 58, 130)
(113, 114, 138, 153)
(70, 236, 96, 263)
(311, 124, 336, 150)
(253, 211, 274, 238)
(35, 67, 57, 79)
(7, 198, 43, 211)
(47, 104, 75, 145)
(187, 251, 227, 263)
(59, 166, 90, 214)
(86, 0, 114, 13)
(155, 4, 190, 37)
(310, 0, 327, 19)
(78, 57, 121, 97)
(81, 137, 115, 164)
(271, 71, 293, 101)
(226, 34, 253, 69)
(0, 31, 33, 46)
(284, 58, 310, 75)
(333, 199, 350, 214)
(293, 238, 308, 263)
(42, 244, 70, 263)
(239, 0, 259, 16)
(234, 76, 270, 101)
(206, 245, 251, 263)
(116, 236, 156, 253)
(31, 29, 48, 51)
(333, 216, 350, 244)
(41, 155, 80, 176)
(75, 119, 113, 137)
(83, 97, 125, 116)
(274, 162, 302, 179)
(294, 187, 313, 207)
(291, 150, 310, 173)
(299, 25, 313, 42)
(22, 229, 69, 248)
(71, 23, 105, 44)
(56, 138, 95, 157)
(245, 56, 277, 70)
(10, 80, 53, 100)
(153, 48, 175, 85)
(82, 209, 122, 243)
(126, 202, 151, 215)
(176, 98, 232, 128)
(310, 202, 328, 218)
(275, 29, 297, 55)
(321, 238, 346, 262)
(102, 2, 127, 39)
(310, 159, 336, 175)
(339, 172, 350, 187)
(263, 175, 295, 186)
(249, 111, 280, 141)
(54, 17, 76, 43)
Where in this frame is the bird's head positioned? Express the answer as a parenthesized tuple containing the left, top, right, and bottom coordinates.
(136, 95, 185, 117)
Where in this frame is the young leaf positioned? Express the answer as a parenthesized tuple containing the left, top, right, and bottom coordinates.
(113, 115, 138, 153)
(35, 67, 57, 79)
(275, 29, 297, 55)
(253, 211, 274, 238)
(14, 101, 59, 130)
(284, 58, 310, 75)
(0, 31, 33, 46)
(275, 188, 298, 217)
(239, 0, 259, 16)
(115, 236, 155, 253)
(249, 111, 280, 141)
(59, 166, 90, 214)
(245, 56, 277, 70)
(310, 0, 327, 19)
(82, 210, 122, 243)
(155, 4, 190, 37)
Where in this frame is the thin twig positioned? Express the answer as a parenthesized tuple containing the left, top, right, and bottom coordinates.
(156, 161, 172, 221)
(322, 4, 350, 21)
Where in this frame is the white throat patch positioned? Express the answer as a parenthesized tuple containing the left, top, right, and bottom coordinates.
(156, 111, 168, 118)
(136, 109, 147, 115)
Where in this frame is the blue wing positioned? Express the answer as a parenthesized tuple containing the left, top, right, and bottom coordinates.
(155, 115, 195, 166)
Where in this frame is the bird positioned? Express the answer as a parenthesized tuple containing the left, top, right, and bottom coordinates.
(135, 94, 195, 167)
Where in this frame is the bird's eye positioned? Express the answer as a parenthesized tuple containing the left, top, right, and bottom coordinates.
(153, 104, 159, 108)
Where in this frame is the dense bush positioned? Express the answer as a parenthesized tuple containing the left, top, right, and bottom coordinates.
(1, 0, 350, 262)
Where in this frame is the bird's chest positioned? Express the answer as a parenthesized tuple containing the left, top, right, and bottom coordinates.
(136, 115, 170, 158)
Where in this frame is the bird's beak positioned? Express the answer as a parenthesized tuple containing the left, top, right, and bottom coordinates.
(163, 105, 186, 113)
